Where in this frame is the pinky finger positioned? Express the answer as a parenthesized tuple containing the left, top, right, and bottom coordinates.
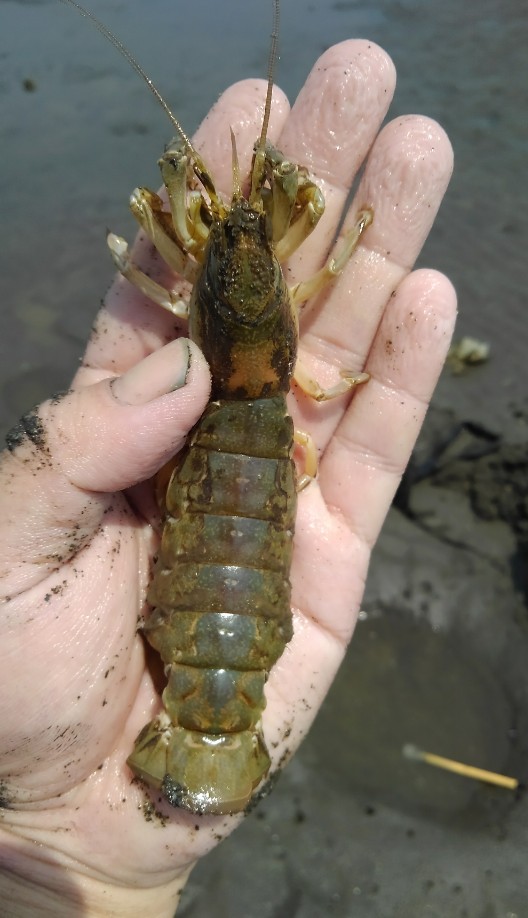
(319, 268, 457, 546)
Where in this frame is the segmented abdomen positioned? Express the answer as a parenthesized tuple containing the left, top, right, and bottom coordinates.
(145, 395, 295, 741)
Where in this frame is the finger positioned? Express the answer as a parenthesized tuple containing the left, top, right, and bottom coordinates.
(292, 115, 454, 449)
(319, 269, 457, 547)
(82, 81, 290, 380)
(0, 339, 210, 597)
(277, 40, 396, 284)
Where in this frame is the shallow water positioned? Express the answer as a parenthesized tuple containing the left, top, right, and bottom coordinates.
(1, 1, 527, 915)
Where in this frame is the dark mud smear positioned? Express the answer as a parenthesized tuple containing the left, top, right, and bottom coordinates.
(5, 407, 46, 452)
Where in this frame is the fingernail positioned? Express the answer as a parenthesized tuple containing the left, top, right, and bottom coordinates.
(111, 339, 191, 406)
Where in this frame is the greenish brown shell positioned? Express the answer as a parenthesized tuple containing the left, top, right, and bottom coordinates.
(127, 396, 296, 814)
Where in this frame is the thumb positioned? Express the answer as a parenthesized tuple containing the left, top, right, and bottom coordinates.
(0, 338, 210, 597)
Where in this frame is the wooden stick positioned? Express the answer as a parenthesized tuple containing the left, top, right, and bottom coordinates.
(402, 744, 519, 791)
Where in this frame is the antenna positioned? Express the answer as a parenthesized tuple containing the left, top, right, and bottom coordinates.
(258, 0, 280, 151)
(250, 0, 280, 204)
(59, 0, 281, 208)
(57, 0, 205, 167)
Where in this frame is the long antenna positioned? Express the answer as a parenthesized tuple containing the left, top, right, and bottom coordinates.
(250, 0, 280, 204)
(257, 0, 280, 150)
(57, 0, 196, 156)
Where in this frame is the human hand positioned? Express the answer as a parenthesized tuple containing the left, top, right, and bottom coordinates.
(0, 40, 455, 917)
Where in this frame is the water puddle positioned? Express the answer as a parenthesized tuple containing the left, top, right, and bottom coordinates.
(308, 609, 526, 825)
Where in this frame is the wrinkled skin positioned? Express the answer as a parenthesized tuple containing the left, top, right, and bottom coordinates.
(0, 41, 455, 917)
